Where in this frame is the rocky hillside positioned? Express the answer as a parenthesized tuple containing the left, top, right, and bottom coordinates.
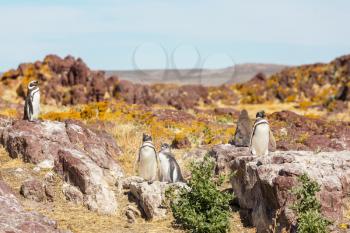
(1, 54, 350, 233)
(236, 55, 350, 112)
(106, 63, 287, 86)
(2, 54, 350, 112)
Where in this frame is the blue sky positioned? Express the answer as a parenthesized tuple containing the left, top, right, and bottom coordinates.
(0, 0, 349, 71)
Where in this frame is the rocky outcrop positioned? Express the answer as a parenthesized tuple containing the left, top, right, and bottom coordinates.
(269, 111, 350, 151)
(127, 179, 188, 220)
(231, 109, 252, 147)
(129, 181, 168, 220)
(0, 55, 210, 109)
(20, 179, 53, 202)
(0, 179, 69, 233)
(0, 118, 123, 214)
(210, 144, 249, 175)
(230, 150, 350, 232)
(236, 54, 350, 110)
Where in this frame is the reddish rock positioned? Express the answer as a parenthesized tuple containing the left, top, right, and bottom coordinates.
(230, 149, 350, 232)
(0, 118, 124, 214)
(210, 144, 249, 175)
(0, 179, 68, 232)
(269, 111, 350, 151)
(214, 107, 239, 117)
(171, 135, 191, 149)
(20, 179, 46, 202)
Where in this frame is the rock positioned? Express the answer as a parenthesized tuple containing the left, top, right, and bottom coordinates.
(214, 107, 239, 117)
(129, 181, 167, 220)
(44, 171, 56, 183)
(0, 119, 124, 214)
(125, 204, 141, 223)
(210, 144, 249, 175)
(1, 179, 69, 232)
(129, 181, 187, 220)
(269, 111, 350, 151)
(56, 149, 118, 214)
(171, 134, 191, 149)
(118, 176, 145, 190)
(230, 150, 350, 232)
(20, 179, 46, 202)
(37, 159, 55, 169)
(15, 167, 24, 173)
(231, 109, 253, 147)
(62, 182, 84, 205)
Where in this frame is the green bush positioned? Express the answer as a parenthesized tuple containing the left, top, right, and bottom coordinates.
(297, 210, 330, 233)
(168, 155, 232, 233)
(292, 173, 331, 233)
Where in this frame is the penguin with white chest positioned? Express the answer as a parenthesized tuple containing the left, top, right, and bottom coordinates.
(249, 111, 271, 156)
(24, 80, 40, 122)
(136, 134, 159, 182)
(158, 143, 184, 183)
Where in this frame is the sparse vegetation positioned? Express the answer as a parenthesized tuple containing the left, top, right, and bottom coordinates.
(292, 173, 331, 233)
(168, 155, 233, 233)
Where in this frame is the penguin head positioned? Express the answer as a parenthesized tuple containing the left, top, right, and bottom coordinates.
(142, 133, 152, 142)
(160, 143, 171, 152)
(256, 111, 266, 119)
(28, 80, 39, 90)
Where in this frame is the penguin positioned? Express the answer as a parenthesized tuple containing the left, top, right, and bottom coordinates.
(136, 134, 159, 182)
(158, 143, 185, 183)
(249, 111, 271, 156)
(23, 80, 40, 121)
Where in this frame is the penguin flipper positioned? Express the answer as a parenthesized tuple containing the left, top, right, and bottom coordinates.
(23, 97, 33, 121)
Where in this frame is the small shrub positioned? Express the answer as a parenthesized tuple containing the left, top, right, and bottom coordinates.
(168, 155, 232, 233)
(292, 173, 331, 233)
(297, 210, 330, 233)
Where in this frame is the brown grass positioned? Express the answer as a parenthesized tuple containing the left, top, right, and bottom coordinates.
(0, 145, 255, 233)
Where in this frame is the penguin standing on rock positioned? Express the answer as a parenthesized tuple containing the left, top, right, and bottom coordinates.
(24, 80, 40, 122)
(158, 143, 184, 183)
(249, 111, 275, 156)
(136, 134, 159, 182)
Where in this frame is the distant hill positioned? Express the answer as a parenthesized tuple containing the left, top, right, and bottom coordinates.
(105, 63, 287, 86)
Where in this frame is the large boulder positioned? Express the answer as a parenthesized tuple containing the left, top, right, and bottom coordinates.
(210, 144, 249, 175)
(231, 109, 252, 147)
(231, 150, 350, 232)
(20, 179, 52, 202)
(0, 119, 123, 215)
(0, 179, 69, 233)
(128, 179, 188, 220)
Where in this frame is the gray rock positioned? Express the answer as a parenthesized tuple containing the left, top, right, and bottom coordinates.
(20, 179, 46, 202)
(129, 181, 187, 220)
(210, 144, 249, 175)
(232, 109, 252, 147)
(125, 204, 141, 223)
(1, 178, 70, 233)
(0, 119, 124, 215)
(231, 150, 350, 232)
(62, 182, 84, 205)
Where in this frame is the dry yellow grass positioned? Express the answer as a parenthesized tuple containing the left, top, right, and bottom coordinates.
(0, 146, 255, 233)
